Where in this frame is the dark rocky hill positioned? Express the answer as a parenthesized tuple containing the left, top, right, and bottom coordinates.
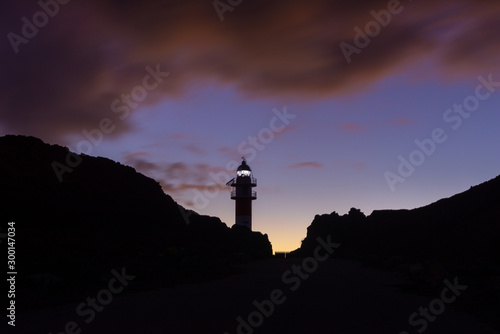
(290, 175, 500, 329)
(0, 135, 272, 309)
(290, 175, 500, 268)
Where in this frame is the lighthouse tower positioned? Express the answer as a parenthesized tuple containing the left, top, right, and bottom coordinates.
(226, 158, 257, 230)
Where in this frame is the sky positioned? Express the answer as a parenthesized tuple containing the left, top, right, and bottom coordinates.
(1, 0, 500, 252)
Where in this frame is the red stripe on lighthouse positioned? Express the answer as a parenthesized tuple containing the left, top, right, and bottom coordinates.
(236, 199, 252, 216)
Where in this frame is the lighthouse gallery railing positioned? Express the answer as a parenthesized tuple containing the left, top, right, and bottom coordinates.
(230, 190, 257, 198)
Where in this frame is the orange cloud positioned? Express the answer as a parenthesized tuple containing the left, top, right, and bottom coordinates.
(123, 151, 150, 160)
(124, 155, 234, 200)
(287, 162, 324, 169)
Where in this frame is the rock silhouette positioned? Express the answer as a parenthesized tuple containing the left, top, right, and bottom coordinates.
(0, 135, 272, 310)
(290, 176, 500, 267)
(290, 175, 500, 330)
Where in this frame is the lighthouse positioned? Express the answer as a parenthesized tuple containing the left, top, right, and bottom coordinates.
(226, 158, 257, 230)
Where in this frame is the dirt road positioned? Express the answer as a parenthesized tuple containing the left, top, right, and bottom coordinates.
(18, 258, 497, 334)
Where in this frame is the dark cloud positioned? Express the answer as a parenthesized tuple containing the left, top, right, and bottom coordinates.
(1, 0, 500, 142)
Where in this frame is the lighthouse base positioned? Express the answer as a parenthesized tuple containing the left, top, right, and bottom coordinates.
(236, 215, 252, 230)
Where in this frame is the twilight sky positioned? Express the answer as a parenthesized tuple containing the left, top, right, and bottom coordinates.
(2, 0, 500, 251)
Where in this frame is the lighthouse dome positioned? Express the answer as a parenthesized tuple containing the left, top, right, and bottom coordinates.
(237, 160, 251, 171)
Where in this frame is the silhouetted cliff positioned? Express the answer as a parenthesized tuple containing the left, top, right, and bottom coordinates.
(290, 176, 500, 330)
(0, 135, 272, 309)
(290, 176, 500, 268)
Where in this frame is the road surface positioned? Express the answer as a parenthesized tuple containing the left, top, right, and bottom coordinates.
(17, 258, 497, 334)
